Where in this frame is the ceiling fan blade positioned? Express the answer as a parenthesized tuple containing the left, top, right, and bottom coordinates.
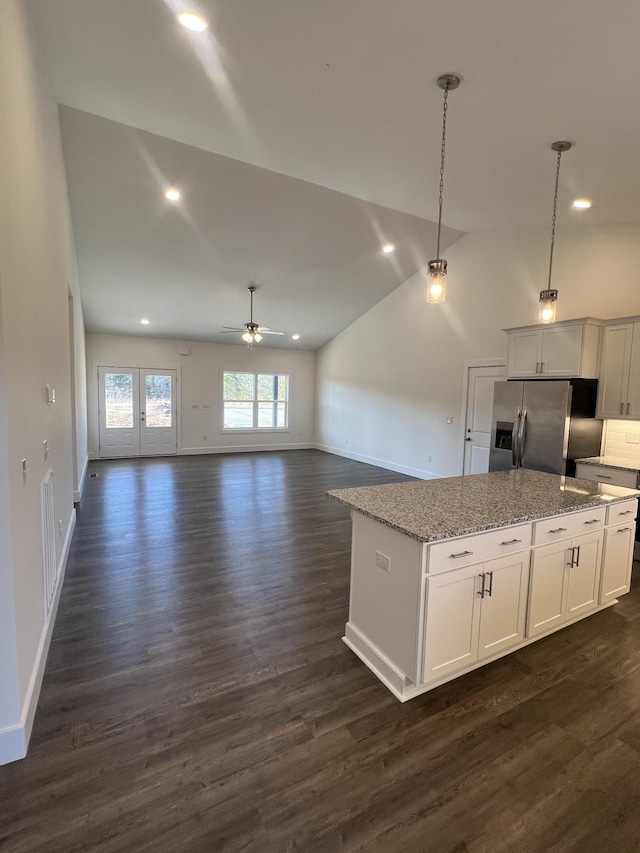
(222, 326, 244, 331)
(259, 329, 286, 335)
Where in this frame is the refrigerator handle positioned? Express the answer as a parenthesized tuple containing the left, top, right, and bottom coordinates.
(517, 408, 527, 467)
(512, 409, 521, 467)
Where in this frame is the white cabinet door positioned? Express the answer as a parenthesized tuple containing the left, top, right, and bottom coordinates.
(527, 541, 571, 638)
(423, 564, 482, 682)
(477, 554, 530, 661)
(627, 323, 640, 420)
(600, 524, 635, 604)
(597, 323, 633, 418)
(540, 324, 583, 377)
(507, 329, 543, 378)
(565, 531, 602, 619)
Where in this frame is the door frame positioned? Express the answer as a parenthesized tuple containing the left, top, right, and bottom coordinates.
(458, 359, 506, 475)
(93, 362, 182, 459)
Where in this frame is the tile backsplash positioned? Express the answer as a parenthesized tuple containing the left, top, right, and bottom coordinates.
(602, 420, 640, 461)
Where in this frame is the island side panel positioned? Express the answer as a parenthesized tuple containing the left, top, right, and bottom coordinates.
(347, 511, 425, 683)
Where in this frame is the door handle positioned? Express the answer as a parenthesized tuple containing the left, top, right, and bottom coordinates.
(575, 545, 580, 567)
(621, 402, 625, 415)
(486, 571, 493, 597)
(535, 362, 540, 374)
(517, 408, 527, 467)
(567, 547, 576, 567)
(617, 527, 633, 533)
(465, 436, 471, 441)
(512, 409, 521, 467)
(477, 573, 486, 597)
(627, 402, 631, 416)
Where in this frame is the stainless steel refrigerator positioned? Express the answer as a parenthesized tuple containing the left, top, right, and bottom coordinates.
(488, 379, 603, 477)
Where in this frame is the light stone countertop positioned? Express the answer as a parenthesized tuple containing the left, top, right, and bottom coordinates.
(575, 456, 640, 473)
(327, 469, 640, 543)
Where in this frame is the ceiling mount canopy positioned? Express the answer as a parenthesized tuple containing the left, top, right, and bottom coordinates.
(426, 73, 461, 305)
(221, 285, 286, 347)
(539, 140, 572, 324)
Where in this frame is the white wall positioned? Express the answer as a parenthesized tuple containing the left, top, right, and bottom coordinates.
(86, 333, 316, 457)
(315, 223, 640, 478)
(0, 0, 86, 763)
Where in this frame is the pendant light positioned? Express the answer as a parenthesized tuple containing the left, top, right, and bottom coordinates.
(426, 73, 460, 304)
(539, 140, 571, 323)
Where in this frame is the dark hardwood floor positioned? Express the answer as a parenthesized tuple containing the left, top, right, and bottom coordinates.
(2, 449, 640, 852)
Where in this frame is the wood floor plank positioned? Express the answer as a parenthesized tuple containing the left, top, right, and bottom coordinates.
(1, 449, 640, 852)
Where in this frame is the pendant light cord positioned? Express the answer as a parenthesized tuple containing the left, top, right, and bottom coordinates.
(435, 83, 450, 260)
(547, 149, 562, 289)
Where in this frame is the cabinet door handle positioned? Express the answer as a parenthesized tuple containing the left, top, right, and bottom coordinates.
(535, 362, 540, 374)
(486, 571, 493, 597)
(597, 475, 612, 479)
(621, 402, 625, 415)
(450, 550, 473, 559)
(477, 573, 486, 597)
(575, 545, 581, 567)
(500, 538, 522, 546)
(549, 527, 567, 535)
(583, 519, 601, 525)
(540, 361, 544, 373)
(619, 510, 634, 515)
(627, 402, 632, 416)
(567, 547, 575, 567)
(617, 527, 633, 533)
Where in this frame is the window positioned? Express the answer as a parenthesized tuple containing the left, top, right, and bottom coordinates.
(223, 372, 289, 430)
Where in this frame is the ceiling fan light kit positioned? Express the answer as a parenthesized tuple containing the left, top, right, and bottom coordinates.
(539, 140, 572, 324)
(221, 285, 286, 347)
(426, 73, 460, 305)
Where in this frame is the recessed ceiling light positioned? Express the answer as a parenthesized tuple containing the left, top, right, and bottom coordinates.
(291, 333, 300, 340)
(572, 198, 592, 209)
(382, 243, 395, 254)
(165, 188, 181, 201)
(140, 318, 150, 325)
(177, 11, 208, 32)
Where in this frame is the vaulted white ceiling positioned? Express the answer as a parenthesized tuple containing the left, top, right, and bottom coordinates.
(28, 0, 640, 348)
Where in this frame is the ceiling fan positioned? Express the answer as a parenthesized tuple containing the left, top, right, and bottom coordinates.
(221, 285, 285, 345)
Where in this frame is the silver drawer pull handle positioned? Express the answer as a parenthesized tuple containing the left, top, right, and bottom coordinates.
(619, 510, 634, 516)
(450, 550, 473, 559)
(597, 475, 612, 479)
(548, 527, 567, 534)
(584, 519, 601, 525)
(617, 527, 633, 533)
(500, 538, 522, 546)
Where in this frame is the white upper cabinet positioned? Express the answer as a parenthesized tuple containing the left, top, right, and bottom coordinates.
(505, 319, 601, 379)
(597, 320, 640, 419)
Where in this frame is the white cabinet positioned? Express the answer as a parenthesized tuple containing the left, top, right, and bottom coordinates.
(423, 553, 529, 682)
(505, 319, 601, 379)
(574, 462, 639, 490)
(527, 529, 602, 638)
(600, 524, 635, 604)
(596, 321, 640, 419)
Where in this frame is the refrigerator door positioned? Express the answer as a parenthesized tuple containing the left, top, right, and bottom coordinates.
(520, 381, 571, 475)
(489, 382, 524, 472)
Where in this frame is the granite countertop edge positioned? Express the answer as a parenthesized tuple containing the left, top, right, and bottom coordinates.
(576, 456, 640, 473)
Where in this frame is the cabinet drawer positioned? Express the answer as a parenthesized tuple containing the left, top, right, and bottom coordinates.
(427, 524, 531, 574)
(606, 499, 638, 526)
(575, 463, 639, 490)
(533, 508, 605, 546)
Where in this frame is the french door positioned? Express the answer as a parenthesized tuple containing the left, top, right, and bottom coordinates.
(98, 367, 177, 458)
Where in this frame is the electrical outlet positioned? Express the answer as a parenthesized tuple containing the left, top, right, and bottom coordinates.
(626, 432, 639, 444)
(375, 551, 391, 572)
(446, 416, 453, 424)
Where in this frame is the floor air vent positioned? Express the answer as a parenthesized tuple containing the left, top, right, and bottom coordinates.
(41, 468, 57, 615)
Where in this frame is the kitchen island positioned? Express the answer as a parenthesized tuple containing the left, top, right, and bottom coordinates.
(328, 469, 640, 701)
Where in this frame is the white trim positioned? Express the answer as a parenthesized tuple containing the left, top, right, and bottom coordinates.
(459, 358, 506, 475)
(0, 510, 76, 765)
(180, 443, 313, 455)
(314, 443, 440, 480)
(73, 453, 89, 503)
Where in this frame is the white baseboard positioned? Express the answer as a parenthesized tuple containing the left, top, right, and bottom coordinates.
(73, 455, 89, 503)
(179, 443, 314, 455)
(0, 509, 76, 765)
(314, 443, 440, 480)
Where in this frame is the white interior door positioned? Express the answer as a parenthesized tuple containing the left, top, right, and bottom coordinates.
(99, 367, 177, 458)
(463, 364, 506, 474)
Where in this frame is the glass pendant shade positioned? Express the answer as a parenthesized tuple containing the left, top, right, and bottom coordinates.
(253, 332, 262, 343)
(538, 289, 558, 324)
(242, 331, 253, 343)
(426, 259, 447, 304)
